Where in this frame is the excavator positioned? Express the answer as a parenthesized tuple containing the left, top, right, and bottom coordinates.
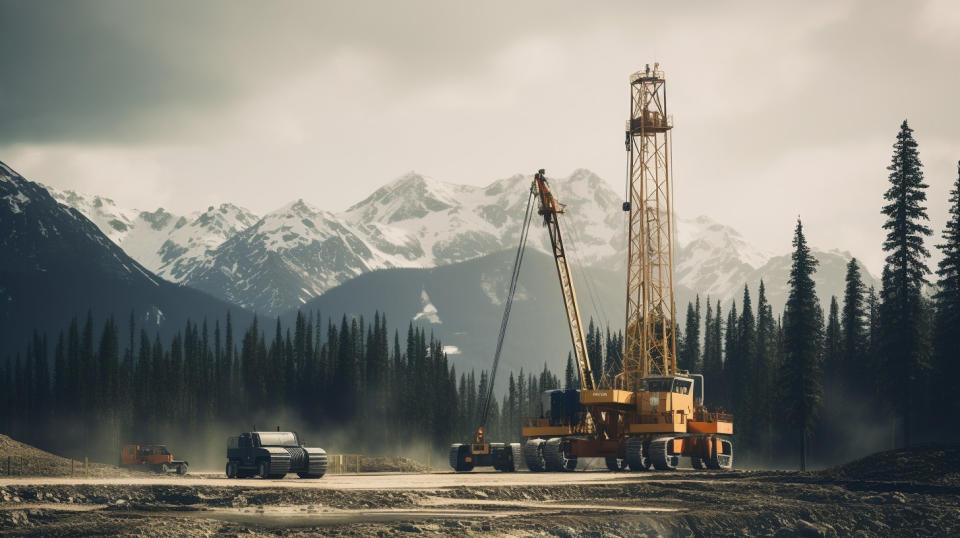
(520, 65, 734, 472)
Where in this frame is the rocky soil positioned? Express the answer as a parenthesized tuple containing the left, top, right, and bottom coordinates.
(1, 442, 958, 536)
(0, 435, 137, 479)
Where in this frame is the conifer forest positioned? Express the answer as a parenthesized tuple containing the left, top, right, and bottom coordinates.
(2, 121, 958, 470)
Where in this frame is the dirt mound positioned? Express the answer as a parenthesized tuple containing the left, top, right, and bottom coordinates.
(358, 456, 427, 473)
(0, 434, 135, 478)
(824, 443, 960, 485)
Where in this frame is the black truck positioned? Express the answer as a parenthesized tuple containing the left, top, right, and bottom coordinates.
(225, 431, 327, 479)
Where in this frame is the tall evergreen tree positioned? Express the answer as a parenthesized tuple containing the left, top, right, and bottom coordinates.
(702, 299, 725, 408)
(933, 161, 960, 420)
(602, 328, 623, 381)
(781, 219, 823, 470)
(841, 258, 867, 393)
(866, 285, 880, 396)
(585, 319, 603, 384)
(564, 353, 577, 389)
(823, 297, 842, 385)
(754, 280, 777, 461)
(734, 286, 756, 449)
(880, 120, 932, 447)
(723, 301, 738, 411)
(679, 296, 701, 373)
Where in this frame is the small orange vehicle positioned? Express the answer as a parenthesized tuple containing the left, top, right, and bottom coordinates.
(120, 444, 188, 474)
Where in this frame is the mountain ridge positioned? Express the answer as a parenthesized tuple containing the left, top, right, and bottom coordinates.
(44, 168, 875, 316)
(1, 161, 253, 359)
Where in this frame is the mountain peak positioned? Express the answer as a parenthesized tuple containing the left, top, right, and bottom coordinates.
(483, 173, 527, 197)
(346, 171, 459, 224)
(275, 198, 322, 217)
(568, 168, 603, 184)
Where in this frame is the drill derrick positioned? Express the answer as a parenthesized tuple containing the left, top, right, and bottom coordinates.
(519, 64, 733, 473)
(621, 63, 678, 389)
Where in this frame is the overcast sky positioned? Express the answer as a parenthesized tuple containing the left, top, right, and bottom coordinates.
(2, 0, 958, 273)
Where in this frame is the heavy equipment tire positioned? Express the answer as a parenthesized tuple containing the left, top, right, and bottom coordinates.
(489, 443, 506, 471)
(625, 437, 650, 471)
(258, 460, 270, 479)
(524, 438, 547, 472)
(650, 437, 680, 470)
(448, 444, 462, 471)
(226, 461, 238, 478)
(506, 443, 521, 472)
(160, 463, 171, 474)
(544, 437, 577, 472)
(605, 457, 628, 471)
(177, 463, 188, 475)
(707, 438, 734, 470)
(455, 444, 475, 472)
(495, 442, 521, 472)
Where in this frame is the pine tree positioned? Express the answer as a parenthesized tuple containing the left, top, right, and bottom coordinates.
(734, 286, 755, 450)
(602, 328, 623, 381)
(723, 301, 738, 411)
(781, 219, 823, 470)
(585, 319, 603, 383)
(841, 258, 867, 393)
(564, 353, 576, 389)
(702, 299, 725, 408)
(934, 161, 960, 420)
(754, 280, 777, 462)
(880, 120, 932, 447)
(824, 297, 842, 384)
(679, 296, 701, 373)
(866, 285, 880, 397)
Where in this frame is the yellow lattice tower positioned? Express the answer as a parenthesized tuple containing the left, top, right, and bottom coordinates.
(620, 64, 677, 391)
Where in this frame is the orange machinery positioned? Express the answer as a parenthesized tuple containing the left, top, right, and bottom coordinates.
(120, 444, 189, 474)
(521, 65, 733, 472)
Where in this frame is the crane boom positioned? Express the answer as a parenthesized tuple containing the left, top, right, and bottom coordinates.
(532, 170, 595, 391)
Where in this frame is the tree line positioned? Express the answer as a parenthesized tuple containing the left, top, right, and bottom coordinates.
(669, 121, 960, 468)
(0, 307, 573, 460)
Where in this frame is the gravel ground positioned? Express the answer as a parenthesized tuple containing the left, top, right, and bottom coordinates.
(1, 439, 958, 536)
(1, 466, 958, 536)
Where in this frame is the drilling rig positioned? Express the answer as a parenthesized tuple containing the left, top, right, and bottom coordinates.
(521, 64, 734, 472)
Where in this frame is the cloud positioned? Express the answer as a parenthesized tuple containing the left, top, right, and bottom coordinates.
(1, 0, 957, 275)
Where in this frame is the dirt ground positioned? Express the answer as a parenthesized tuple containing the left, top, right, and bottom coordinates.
(1, 442, 958, 536)
(0, 435, 139, 479)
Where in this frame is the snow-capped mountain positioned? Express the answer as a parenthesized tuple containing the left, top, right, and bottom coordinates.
(0, 161, 252, 359)
(182, 199, 378, 312)
(45, 186, 258, 283)
(674, 215, 774, 302)
(343, 169, 625, 270)
(48, 167, 874, 317)
(179, 169, 629, 314)
(155, 204, 261, 282)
